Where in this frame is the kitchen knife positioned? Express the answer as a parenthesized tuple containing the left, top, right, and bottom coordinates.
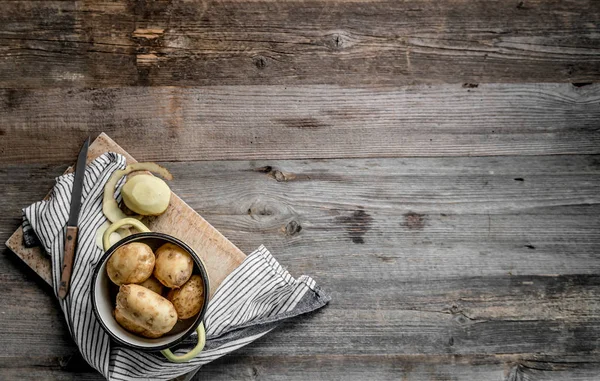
(58, 137, 90, 299)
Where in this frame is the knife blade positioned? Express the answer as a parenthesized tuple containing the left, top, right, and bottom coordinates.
(58, 137, 90, 299)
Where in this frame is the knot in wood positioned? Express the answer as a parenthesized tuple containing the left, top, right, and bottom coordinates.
(335, 208, 373, 244)
(333, 34, 343, 49)
(272, 169, 286, 182)
(253, 165, 295, 182)
(247, 197, 295, 221)
(326, 32, 353, 51)
(404, 212, 425, 230)
(285, 220, 302, 236)
(254, 56, 267, 70)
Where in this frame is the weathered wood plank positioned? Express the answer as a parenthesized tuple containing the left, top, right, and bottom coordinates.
(507, 359, 600, 381)
(3, 155, 600, 285)
(1, 84, 599, 163)
(163, 156, 600, 280)
(2, 155, 599, 362)
(3, 260, 598, 356)
(200, 354, 600, 381)
(0, 0, 599, 87)
(0, 354, 598, 381)
(0, 369, 101, 381)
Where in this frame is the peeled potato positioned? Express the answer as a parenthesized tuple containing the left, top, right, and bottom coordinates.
(103, 162, 173, 223)
(167, 275, 205, 319)
(107, 242, 154, 285)
(138, 276, 164, 295)
(115, 284, 177, 338)
(121, 174, 171, 216)
(154, 243, 193, 288)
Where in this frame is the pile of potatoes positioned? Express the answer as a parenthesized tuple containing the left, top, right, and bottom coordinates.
(107, 242, 205, 338)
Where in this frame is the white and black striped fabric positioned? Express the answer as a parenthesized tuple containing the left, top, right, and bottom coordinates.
(22, 153, 330, 381)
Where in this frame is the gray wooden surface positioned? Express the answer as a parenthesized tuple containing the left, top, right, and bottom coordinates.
(1, 0, 600, 379)
(2, 84, 600, 163)
(1, 1, 599, 87)
(2, 154, 600, 379)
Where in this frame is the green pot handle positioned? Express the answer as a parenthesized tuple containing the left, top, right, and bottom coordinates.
(102, 218, 150, 251)
(161, 323, 206, 362)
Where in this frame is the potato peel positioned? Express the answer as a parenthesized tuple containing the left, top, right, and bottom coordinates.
(95, 221, 131, 250)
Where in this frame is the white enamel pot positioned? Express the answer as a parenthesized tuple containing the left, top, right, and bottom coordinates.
(91, 218, 210, 362)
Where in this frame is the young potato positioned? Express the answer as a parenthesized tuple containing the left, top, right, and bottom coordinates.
(154, 243, 193, 288)
(103, 162, 173, 223)
(107, 242, 155, 286)
(121, 175, 171, 216)
(167, 275, 205, 319)
(115, 284, 178, 338)
(114, 308, 162, 338)
(138, 276, 164, 295)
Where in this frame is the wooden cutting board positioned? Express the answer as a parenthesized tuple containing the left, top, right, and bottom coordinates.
(5, 133, 246, 297)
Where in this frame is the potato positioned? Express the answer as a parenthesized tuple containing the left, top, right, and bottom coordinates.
(167, 275, 205, 319)
(107, 242, 154, 286)
(114, 308, 162, 338)
(154, 243, 193, 288)
(103, 162, 173, 223)
(138, 276, 164, 295)
(115, 284, 178, 338)
(121, 174, 171, 216)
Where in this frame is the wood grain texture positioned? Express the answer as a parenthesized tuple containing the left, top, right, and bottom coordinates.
(199, 354, 600, 381)
(1, 84, 599, 163)
(1, 155, 599, 379)
(0, 354, 598, 381)
(4, 133, 247, 295)
(0, 0, 599, 87)
(1, 0, 600, 378)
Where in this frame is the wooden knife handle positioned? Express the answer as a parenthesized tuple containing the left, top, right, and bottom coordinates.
(58, 226, 79, 299)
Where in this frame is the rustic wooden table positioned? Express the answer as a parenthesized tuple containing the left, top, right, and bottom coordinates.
(1, 1, 599, 380)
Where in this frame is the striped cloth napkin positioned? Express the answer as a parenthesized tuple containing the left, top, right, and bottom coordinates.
(22, 153, 330, 381)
